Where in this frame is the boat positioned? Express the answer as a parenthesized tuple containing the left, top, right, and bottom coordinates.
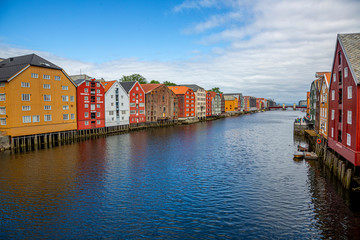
(297, 145, 308, 152)
(304, 152, 317, 160)
(294, 151, 304, 160)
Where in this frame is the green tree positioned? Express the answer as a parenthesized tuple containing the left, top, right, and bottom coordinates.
(120, 74, 147, 84)
(163, 81, 176, 86)
(150, 80, 160, 84)
(208, 87, 222, 94)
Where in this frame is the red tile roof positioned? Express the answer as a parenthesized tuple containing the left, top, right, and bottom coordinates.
(140, 84, 162, 93)
(102, 80, 117, 93)
(168, 86, 191, 95)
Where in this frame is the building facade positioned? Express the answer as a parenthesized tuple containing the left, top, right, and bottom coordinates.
(119, 81, 146, 124)
(0, 54, 77, 137)
(206, 91, 212, 117)
(224, 93, 243, 111)
(102, 80, 129, 127)
(309, 79, 319, 125)
(318, 72, 331, 138)
(182, 85, 206, 120)
(141, 84, 178, 122)
(74, 78, 105, 130)
(168, 86, 195, 119)
(243, 96, 257, 111)
(224, 95, 237, 112)
(328, 33, 360, 166)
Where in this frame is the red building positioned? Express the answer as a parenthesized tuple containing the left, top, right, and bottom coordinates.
(168, 86, 195, 119)
(328, 33, 360, 166)
(206, 91, 217, 117)
(74, 78, 105, 130)
(119, 81, 146, 124)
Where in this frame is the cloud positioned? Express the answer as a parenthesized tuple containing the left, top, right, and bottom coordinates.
(1, 0, 359, 103)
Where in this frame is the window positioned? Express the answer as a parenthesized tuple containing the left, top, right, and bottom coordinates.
(97, 112, 100, 117)
(22, 94, 30, 101)
(62, 86, 68, 90)
(23, 116, 31, 123)
(111, 103, 114, 106)
(0, 82, 5, 87)
(130, 110, 136, 114)
(140, 110, 144, 114)
(32, 115, 40, 122)
(44, 95, 51, 101)
(331, 90, 334, 101)
(44, 105, 51, 110)
(97, 97, 100, 101)
(91, 104, 95, 110)
(63, 114, 69, 120)
(339, 89, 342, 104)
(43, 84, 51, 89)
(85, 96, 89, 101)
(21, 82, 30, 88)
(109, 111, 114, 116)
(63, 105, 69, 110)
(136, 87, 139, 90)
(97, 104, 100, 108)
(22, 106, 31, 111)
(54, 76, 61, 81)
(139, 103, 144, 107)
(345, 67, 348, 78)
(85, 121, 89, 125)
(347, 111, 352, 124)
(70, 96, 74, 102)
(84, 88, 88, 93)
(0, 93, 5, 101)
(339, 109, 342, 123)
(0, 107, 5, 115)
(71, 114, 75, 120)
(121, 95, 124, 99)
(347, 133, 351, 146)
(97, 83, 100, 87)
(97, 120, 100, 124)
(339, 71, 342, 84)
(44, 114, 52, 121)
(85, 104, 89, 108)
(31, 73, 38, 78)
(331, 128, 334, 138)
(43, 74, 50, 80)
(348, 86, 352, 99)
(62, 95, 69, 102)
(122, 110, 126, 114)
(130, 103, 136, 107)
(86, 82, 89, 86)
(331, 110, 334, 120)
(97, 89, 100, 93)
(0, 118, 6, 125)
(338, 51, 342, 64)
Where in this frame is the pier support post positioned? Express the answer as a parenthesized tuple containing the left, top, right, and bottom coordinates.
(341, 163, 346, 186)
(346, 168, 352, 190)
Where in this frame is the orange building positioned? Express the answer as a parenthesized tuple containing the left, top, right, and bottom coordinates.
(168, 86, 195, 119)
(224, 95, 237, 112)
(306, 91, 310, 118)
(0, 54, 77, 137)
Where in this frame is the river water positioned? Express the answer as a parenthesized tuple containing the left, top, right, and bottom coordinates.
(1, 111, 360, 239)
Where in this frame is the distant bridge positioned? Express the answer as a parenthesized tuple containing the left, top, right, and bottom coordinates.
(269, 105, 306, 110)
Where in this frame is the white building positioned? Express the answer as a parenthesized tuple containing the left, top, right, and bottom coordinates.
(102, 80, 129, 127)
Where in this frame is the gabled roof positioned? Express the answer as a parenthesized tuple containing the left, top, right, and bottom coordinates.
(141, 84, 162, 93)
(181, 84, 204, 92)
(168, 86, 191, 95)
(224, 95, 236, 101)
(102, 80, 117, 93)
(74, 79, 86, 86)
(70, 74, 93, 81)
(338, 33, 360, 83)
(0, 54, 62, 82)
(119, 81, 137, 93)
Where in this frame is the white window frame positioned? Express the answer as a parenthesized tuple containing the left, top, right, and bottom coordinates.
(22, 106, 31, 111)
(333, 73, 336, 82)
(43, 74, 51, 80)
(43, 84, 51, 89)
(62, 95, 69, 102)
(63, 114, 69, 120)
(22, 94, 30, 101)
(22, 116, 31, 123)
(44, 95, 51, 101)
(345, 67, 348, 78)
(331, 90, 335, 101)
(63, 105, 69, 110)
(32, 115, 40, 122)
(31, 73, 38, 78)
(44, 105, 51, 110)
(71, 114, 75, 120)
(0, 93, 5, 101)
(347, 133, 351, 146)
(85, 104, 89, 109)
(0, 118, 6, 125)
(54, 76, 61, 81)
(331, 128, 334, 138)
(0, 107, 5, 115)
(85, 112, 89, 118)
(0, 82, 5, 87)
(97, 120, 100, 124)
(21, 82, 30, 88)
(85, 121, 89, 126)
(70, 96, 74, 102)
(97, 112, 100, 117)
(347, 111, 352, 124)
(348, 86, 352, 99)
(62, 86, 68, 90)
(44, 114, 52, 121)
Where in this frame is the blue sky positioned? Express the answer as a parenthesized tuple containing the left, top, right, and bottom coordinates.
(1, 0, 360, 103)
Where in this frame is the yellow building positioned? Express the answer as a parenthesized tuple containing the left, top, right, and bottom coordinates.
(0, 54, 77, 137)
(224, 95, 237, 112)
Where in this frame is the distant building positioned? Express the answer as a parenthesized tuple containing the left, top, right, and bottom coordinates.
(256, 98, 267, 110)
(298, 100, 307, 107)
(317, 72, 331, 138)
(306, 92, 310, 117)
(0, 54, 77, 136)
(168, 86, 195, 119)
(309, 79, 320, 126)
(206, 91, 213, 117)
(328, 33, 360, 166)
(74, 78, 105, 130)
(223, 93, 243, 111)
(224, 95, 237, 112)
(243, 96, 257, 111)
(141, 84, 178, 122)
(119, 81, 146, 124)
(182, 84, 206, 120)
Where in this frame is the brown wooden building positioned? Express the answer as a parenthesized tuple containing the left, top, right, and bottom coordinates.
(141, 84, 178, 122)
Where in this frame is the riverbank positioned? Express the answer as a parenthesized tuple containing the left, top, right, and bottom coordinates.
(1, 110, 260, 153)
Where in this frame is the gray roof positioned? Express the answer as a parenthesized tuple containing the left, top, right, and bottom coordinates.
(181, 84, 204, 92)
(70, 74, 93, 81)
(0, 54, 62, 82)
(339, 33, 360, 83)
(74, 79, 86, 86)
(224, 95, 236, 101)
(119, 81, 136, 93)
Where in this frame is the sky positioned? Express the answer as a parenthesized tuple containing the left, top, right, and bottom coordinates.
(0, 0, 359, 103)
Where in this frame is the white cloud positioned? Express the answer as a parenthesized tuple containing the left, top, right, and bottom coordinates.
(1, 0, 359, 103)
